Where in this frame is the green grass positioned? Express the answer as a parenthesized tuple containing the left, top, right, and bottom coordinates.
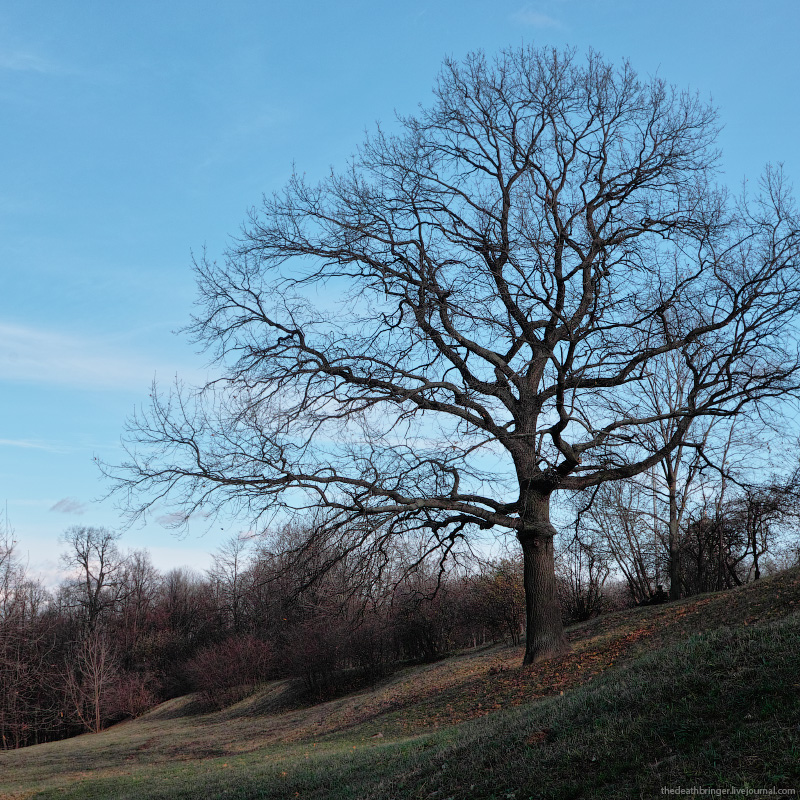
(3, 569, 800, 799)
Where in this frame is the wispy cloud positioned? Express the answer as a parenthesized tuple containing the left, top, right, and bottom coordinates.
(0, 48, 62, 75)
(0, 43, 97, 82)
(0, 322, 196, 391)
(511, 7, 562, 28)
(50, 497, 87, 515)
(0, 438, 65, 452)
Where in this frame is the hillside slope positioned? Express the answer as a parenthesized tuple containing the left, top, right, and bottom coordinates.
(2, 567, 799, 799)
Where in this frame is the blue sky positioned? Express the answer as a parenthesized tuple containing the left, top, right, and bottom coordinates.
(2, 0, 798, 584)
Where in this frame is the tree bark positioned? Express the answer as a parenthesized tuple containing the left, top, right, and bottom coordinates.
(518, 489, 570, 664)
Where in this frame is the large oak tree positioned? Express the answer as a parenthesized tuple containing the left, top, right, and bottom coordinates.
(106, 48, 800, 663)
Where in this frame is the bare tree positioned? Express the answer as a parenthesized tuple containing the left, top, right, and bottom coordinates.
(207, 535, 251, 633)
(556, 531, 611, 621)
(582, 364, 791, 602)
(469, 557, 525, 645)
(1, 524, 63, 749)
(577, 479, 660, 604)
(637, 354, 722, 600)
(721, 471, 800, 582)
(63, 628, 119, 734)
(116, 549, 160, 656)
(633, 350, 786, 599)
(60, 527, 127, 631)
(105, 47, 800, 663)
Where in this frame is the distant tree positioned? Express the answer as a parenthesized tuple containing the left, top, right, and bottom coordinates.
(575, 480, 659, 604)
(0, 533, 57, 748)
(185, 634, 273, 709)
(156, 567, 216, 642)
(729, 474, 800, 581)
(60, 527, 127, 631)
(679, 506, 747, 593)
(207, 535, 251, 633)
(115, 548, 160, 658)
(105, 47, 800, 664)
(678, 471, 800, 592)
(632, 354, 731, 600)
(556, 534, 611, 622)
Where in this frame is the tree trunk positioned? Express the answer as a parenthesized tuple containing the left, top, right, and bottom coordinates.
(668, 497, 681, 601)
(750, 504, 761, 581)
(665, 465, 681, 602)
(517, 489, 569, 665)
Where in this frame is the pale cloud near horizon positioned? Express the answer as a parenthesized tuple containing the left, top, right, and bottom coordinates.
(137, 544, 216, 576)
(0, 322, 199, 391)
(511, 7, 562, 28)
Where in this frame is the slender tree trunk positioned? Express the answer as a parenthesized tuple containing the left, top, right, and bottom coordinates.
(750, 504, 761, 581)
(664, 464, 682, 602)
(668, 493, 681, 601)
(518, 488, 569, 665)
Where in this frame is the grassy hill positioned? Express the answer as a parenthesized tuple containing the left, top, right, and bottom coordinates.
(2, 568, 800, 799)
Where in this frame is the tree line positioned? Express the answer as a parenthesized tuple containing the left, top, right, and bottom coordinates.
(3, 458, 798, 749)
(1, 522, 525, 749)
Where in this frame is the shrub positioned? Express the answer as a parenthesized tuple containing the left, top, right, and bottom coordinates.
(106, 671, 158, 721)
(278, 616, 346, 697)
(184, 635, 273, 709)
